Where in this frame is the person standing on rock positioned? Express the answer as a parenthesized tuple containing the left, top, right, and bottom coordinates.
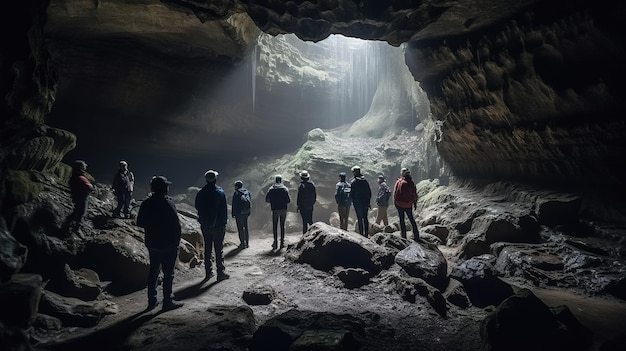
(112, 160, 134, 218)
(296, 170, 316, 234)
(393, 168, 419, 240)
(265, 174, 291, 250)
(375, 174, 391, 226)
(232, 180, 251, 249)
(65, 160, 94, 234)
(195, 170, 230, 282)
(349, 166, 372, 237)
(136, 175, 184, 311)
(334, 172, 352, 230)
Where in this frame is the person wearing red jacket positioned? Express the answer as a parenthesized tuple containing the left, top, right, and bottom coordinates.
(66, 160, 94, 234)
(393, 168, 419, 240)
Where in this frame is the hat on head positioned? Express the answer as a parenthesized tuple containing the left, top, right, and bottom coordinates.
(300, 170, 310, 179)
(119, 160, 128, 166)
(73, 160, 87, 170)
(351, 166, 361, 172)
(339, 172, 346, 177)
(204, 170, 218, 182)
(234, 180, 243, 188)
(151, 175, 171, 192)
(378, 174, 385, 180)
(401, 167, 409, 176)
(275, 174, 282, 182)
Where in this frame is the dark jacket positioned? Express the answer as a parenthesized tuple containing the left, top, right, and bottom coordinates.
(113, 170, 134, 193)
(335, 181, 352, 207)
(265, 183, 290, 211)
(350, 176, 371, 208)
(232, 188, 251, 217)
(297, 180, 316, 210)
(136, 194, 182, 249)
(195, 183, 228, 228)
(376, 181, 391, 206)
(69, 171, 94, 203)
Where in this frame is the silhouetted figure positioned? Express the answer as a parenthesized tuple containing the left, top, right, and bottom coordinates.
(334, 172, 352, 230)
(232, 180, 251, 249)
(112, 160, 134, 218)
(265, 174, 290, 250)
(136, 175, 184, 311)
(349, 166, 372, 237)
(296, 170, 316, 234)
(64, 160, 94, 234)
(195, 170, 230, 282)
(375, 174, 391, 226)
(393, 168, 419, 240)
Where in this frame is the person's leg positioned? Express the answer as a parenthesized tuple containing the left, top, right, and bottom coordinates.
(300, 210, 307, 234)
(212, 227, 227, 278)
(243, 214, 250, 247)
(306, 209, 313, 228)
(407, 211, 419, 240)
(363, 208, 370, 237)
(380, 206, 389, 226)
(161, 247, 178, 304)
(113, 192, 123, 217)
(235, 215, 245, 246)
(73, 197, 88, 232)
(338, 205, 347, 230)
(147, 249, 161, 308)
(122, 191, 132, 217)
(272, 211, 279, 249)
(354, 206, 365, 236)
(375, 206, 383, 225)
(202, 226, 213, 278)
(396, 205, 407, 238)
(279, 210, 286, 247)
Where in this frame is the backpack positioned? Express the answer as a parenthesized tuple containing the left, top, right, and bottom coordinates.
(238, 190, 251, 213)
(336, 182, 352, 207)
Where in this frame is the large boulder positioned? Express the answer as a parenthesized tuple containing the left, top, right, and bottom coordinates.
(395, 241, 448, 290)
(37, 290, 117, 328)
(450, 254, 514, 308)
(44, 264, 102, 301)
(286, 222, 395, 275)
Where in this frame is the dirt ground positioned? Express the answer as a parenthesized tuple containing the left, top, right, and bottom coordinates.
(33, 229, 626, 351)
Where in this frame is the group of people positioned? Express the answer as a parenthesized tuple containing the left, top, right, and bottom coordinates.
(334, 166, 419, 240)
(65, 160, 420, 312)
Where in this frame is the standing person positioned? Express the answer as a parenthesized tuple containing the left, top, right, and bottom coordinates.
(296, 170, 316, 234)
(195, 170, 230, 282)
(65, 160, 94, 233)
(232, 180, 251, 249)
(334, 172, 352, 230)
(375, 174, 391, 226)
(265, 174, 290, 250)
(112, 160, 135, 218)
(349, 166, 372, 237)
(136, 176, 184, 311)
(393, 168, 419, 240)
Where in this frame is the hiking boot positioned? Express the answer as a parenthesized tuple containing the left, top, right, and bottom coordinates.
(272, 241, 277, 250)
(162, 300, 184, 311)
(280, 241, 285, 249)
(217, 273, 230, 282)
(203, 271, 213, 282)
(147, 300, 159, 311)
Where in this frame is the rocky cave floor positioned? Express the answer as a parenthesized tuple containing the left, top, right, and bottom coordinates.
(30, 230, 626, 351)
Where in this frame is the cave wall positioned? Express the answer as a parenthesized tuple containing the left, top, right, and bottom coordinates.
(405, 2, 626, 195)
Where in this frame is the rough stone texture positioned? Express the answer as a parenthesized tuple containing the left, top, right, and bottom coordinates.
(394, 241, 448, 290)
(38, 290, 118, 328)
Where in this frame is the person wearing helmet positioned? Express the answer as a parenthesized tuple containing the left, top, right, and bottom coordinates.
(112, 160, 135, 218)
(334, 172, 351, 230)
(265, 174, 291, 250)
(296, 170, 316, 234)
(136, 175, 184, 311)
(393, 168, 419, 240)
(232, 180, 251, 249)
(349, 166, 372, 237)
(195, 170, 230, 282)
(64, 160, 94, 234)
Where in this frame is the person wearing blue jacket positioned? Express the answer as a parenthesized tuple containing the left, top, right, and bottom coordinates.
(136, 175, 184, 311)
(195, 170, 230, 282)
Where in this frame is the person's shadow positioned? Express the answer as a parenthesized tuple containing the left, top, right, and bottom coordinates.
(224, 245, 244, 258)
